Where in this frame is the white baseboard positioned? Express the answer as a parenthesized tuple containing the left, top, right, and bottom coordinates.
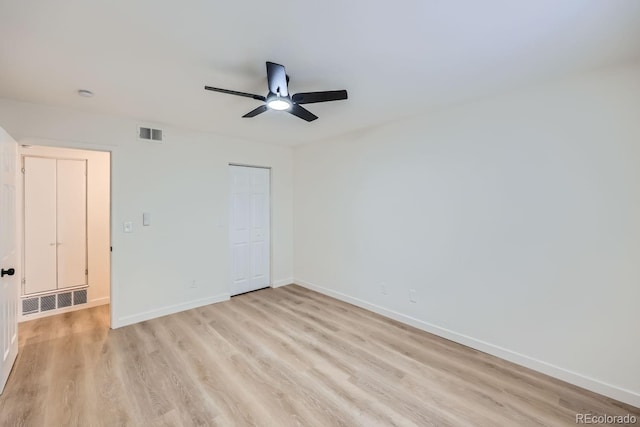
(19, 296, 111, 323)
(272, 278, 294, 288)
(294, 279, 640, 409)
(113, 293, 230, 329)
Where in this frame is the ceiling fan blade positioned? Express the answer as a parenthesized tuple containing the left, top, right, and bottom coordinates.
(242, 105, 268, 118)
(204, 86, 266, 101)
(292, 90, 348, 105)
(266, 62, 289, 96)
(288, 104, 318, 122)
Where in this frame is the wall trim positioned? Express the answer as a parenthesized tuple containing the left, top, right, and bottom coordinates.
(19, 297, 110, 323)
(272, 278, 294, 288)
(293, 278, 640, 409)
(113, 293, 230, 329)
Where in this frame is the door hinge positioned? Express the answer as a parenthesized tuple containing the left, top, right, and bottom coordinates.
(21, 278, 26, 284)
(85, 269, 88, 275)
(21, 167, 25, 174)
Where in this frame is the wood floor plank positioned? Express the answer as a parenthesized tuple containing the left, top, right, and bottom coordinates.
(286, 285, 640, 420)
(0, 337, 52, 427)
(171, 310, 287, 426)
(271, 288, 565, 425)
(227, 295, 419, 427)
(1, 286, 638, 426)
(91, 330, 138, 427)
(209, 304, 363, 427)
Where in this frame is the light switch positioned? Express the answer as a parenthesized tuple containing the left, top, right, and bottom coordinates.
(143, 212, 151, 226)
(123, 221, 133, 233)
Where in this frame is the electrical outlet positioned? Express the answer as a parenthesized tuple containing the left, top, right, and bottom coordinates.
(380, 282, 388, 295)
(123, 221, 133, 233)
(190, 280, 197, 288)
(409, 289, 417, 303)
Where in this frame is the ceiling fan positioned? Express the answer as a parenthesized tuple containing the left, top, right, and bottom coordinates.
(205, 61, 348, 122)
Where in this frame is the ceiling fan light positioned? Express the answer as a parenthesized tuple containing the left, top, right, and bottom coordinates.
(267, 98, 291, 111)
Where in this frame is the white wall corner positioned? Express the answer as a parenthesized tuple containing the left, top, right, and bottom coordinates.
(112, 293, 230, 329)
(293, 278, 640, 409)
(272, 278, 294, 288)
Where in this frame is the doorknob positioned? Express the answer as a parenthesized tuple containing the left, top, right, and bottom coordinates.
(1, 268, 15, 277)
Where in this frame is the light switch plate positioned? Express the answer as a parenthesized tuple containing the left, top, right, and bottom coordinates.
(143, 212, 150, 226)
(123, 221, 133, 233)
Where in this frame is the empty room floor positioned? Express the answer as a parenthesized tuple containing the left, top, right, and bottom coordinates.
(0, 285, 637, 426)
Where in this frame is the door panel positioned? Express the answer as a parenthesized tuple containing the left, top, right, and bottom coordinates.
(232, 243, 250, 283)
(230, 166, 270, 296)
(250, 168, 270, 289)
(23, 157, 57, 294)
(230, 172, 251, 290)
(251, 241, 268, 282)
(0, 128, 18, 394)
(56, 159, 87, 288)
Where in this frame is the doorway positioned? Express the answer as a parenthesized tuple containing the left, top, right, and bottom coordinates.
(229, 164, 271, 296)
(18, 145, 110, 321)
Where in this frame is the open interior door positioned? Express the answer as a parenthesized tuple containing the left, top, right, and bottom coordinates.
(0, 127, 18, 394)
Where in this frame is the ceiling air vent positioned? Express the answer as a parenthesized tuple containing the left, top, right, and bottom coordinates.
(138, 126, 163, 142)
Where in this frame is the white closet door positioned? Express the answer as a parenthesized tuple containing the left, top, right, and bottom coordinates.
(24, 157, 57, 294)
(56, 159, 87, 288)
(230, 166, 252, 294)
(230, 166, 270, 296)
(250, 167, 270, 291)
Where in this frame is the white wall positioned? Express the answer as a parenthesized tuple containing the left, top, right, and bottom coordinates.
(2, 62, 638, 406)
(293, 62, 640, 407)
(0, 99, 294, 327)
(17, 145, 110, 319)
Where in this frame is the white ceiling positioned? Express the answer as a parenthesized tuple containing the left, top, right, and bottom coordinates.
(1, 1, 639, 146)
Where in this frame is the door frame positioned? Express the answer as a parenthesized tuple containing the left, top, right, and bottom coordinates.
(228, 163, 272, 295)
(17, 137, 117, 329)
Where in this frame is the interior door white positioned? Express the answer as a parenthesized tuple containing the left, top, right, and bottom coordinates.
(56, 159, 87, 288)
(0, 128, 18, 394)
(230, 165, 270, 296)
(250, 167, 270, 290)
(23, 157, 57, 294)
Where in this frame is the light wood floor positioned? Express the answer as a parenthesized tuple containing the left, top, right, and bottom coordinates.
(1, 285, 638, 426)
